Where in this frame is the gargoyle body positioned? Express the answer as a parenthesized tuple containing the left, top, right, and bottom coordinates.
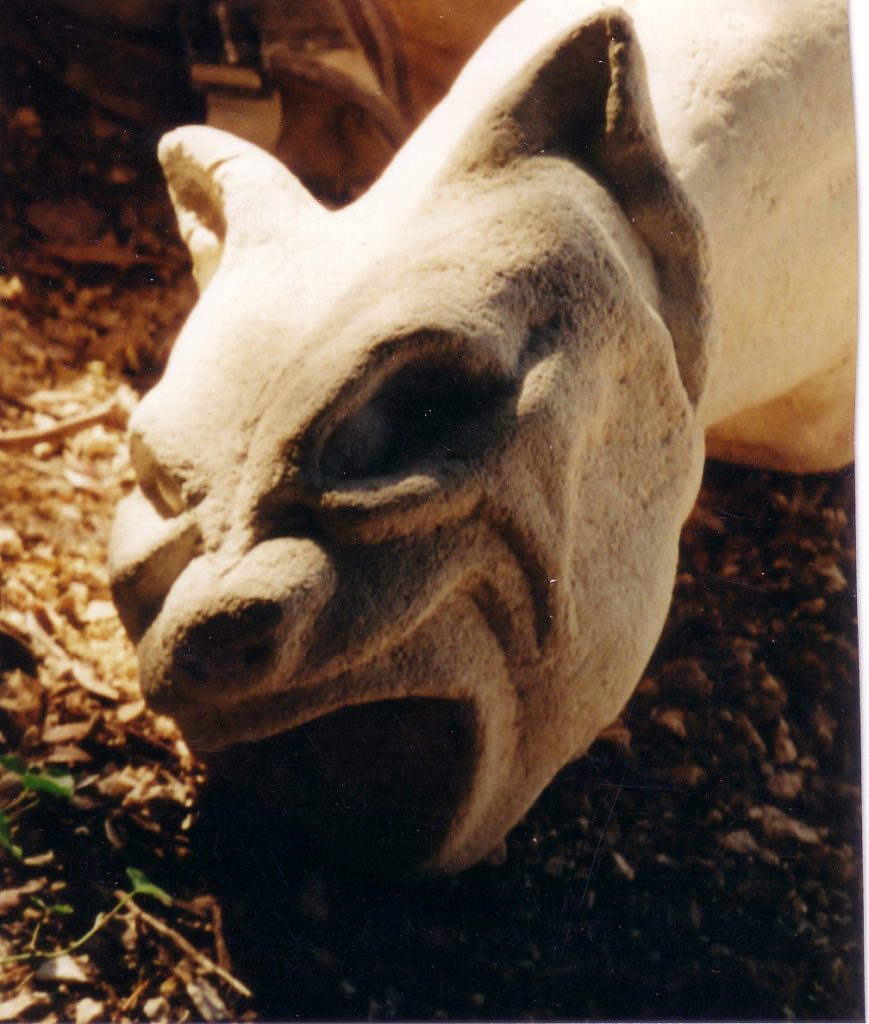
(109, 0, 855, 871)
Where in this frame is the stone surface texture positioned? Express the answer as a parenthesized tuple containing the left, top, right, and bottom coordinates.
(109, 0, 856, 871)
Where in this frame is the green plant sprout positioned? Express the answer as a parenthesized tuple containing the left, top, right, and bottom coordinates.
(0, 806, 26, 860)
(0, 867, 173, 966)
(21, 896, 75, 956)
(0, 754, 173, 966)
(0, 755, 75, 798)
(0, 754, 74, 861)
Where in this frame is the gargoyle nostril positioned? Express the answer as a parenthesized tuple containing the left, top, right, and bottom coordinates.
(174, 649, 210, 685)
(208, 602, 283, 641)
(172, 601, 282, 688)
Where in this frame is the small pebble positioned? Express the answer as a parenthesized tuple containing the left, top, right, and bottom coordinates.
(35, 954, 90, 984)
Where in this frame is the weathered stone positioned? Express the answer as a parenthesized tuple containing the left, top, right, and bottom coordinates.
(109, 0, 855, 871)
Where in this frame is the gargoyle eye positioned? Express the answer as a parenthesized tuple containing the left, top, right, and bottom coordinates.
(318, 359, 510, 484)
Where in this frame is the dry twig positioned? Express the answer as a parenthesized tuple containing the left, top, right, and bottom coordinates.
(129, 903, 253, 999)
(0, 397, 122, 451)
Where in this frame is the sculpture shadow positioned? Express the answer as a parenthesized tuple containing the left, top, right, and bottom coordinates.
(190, 461, 861, 1023)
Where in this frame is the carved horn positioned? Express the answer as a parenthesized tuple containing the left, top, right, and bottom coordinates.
(158, 125, 324, 290)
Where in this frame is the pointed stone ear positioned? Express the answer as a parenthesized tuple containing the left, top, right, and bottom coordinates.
(453, 9, 713, 406)
(158, 126, 323, 291)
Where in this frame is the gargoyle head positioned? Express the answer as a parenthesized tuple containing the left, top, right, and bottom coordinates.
(110, 2, 711, 872)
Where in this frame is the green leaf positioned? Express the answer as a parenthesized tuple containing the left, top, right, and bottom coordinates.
(0, 755, 75, 798)
(126, 868, 172, 906)
(29, 896, 74, 915)
(0, 809, 22, 860)
(0, 754, 27, 775)
(19, 770, 74, 799)
(47, 903, 74, 916)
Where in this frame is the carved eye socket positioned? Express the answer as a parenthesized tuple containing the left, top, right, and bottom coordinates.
(318, 359, 510, 484)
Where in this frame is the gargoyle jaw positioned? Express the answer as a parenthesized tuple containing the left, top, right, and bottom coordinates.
(136, 580, 528, 873)
(205, 697, 479, 872)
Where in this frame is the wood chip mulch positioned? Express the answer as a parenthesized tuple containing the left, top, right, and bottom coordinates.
(0, 41, 862, 1024)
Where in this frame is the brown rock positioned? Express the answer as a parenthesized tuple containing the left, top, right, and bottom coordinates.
(773, 720, 799, 764)
(0, 668, 45, 746)
(765, 770, 803, 801)
(751, 672, 788, 722)
(657, 658, 715, 698)
(748, 804, 822, 846)
(727, 711, 767, 756)
(669, 763, 708, 787)
(811, 706, 837, 751)
(718, 829, 780, 866)
(25, 197, 106, 245)
(610, 850, 636, 881)
(718, 829, 763, 856)
(653, 708, 688, 740)
(595, 720, 633, 750)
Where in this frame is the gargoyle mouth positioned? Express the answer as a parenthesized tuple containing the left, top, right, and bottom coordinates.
(204, 696, 478, 870)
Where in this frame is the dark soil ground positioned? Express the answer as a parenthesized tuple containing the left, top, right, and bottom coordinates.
(0, 38, 863, 1024)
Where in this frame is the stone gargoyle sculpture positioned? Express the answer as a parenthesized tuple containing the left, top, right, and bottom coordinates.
(109, 0, 855, 872)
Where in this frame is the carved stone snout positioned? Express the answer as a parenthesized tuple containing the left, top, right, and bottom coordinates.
(110, 1, 715, 871)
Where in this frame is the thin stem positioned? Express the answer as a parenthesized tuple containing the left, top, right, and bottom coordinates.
(3, 793, 40, 822)
(0, 892, 137, 966)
